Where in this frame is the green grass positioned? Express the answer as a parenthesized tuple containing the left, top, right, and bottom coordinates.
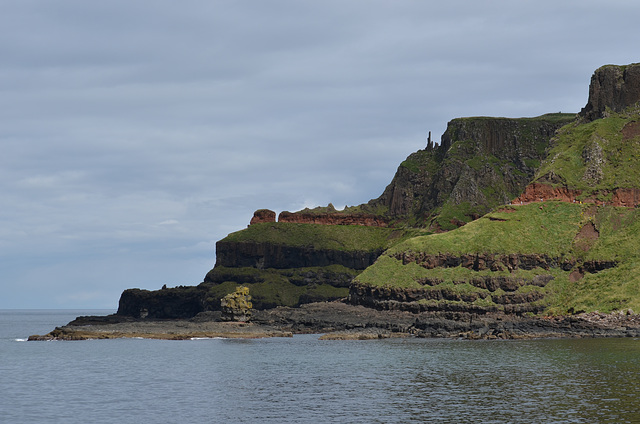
(536, 111, 640, 192)
(356, 199, 640, 314)
(221, 222, 416, 252)
(203, 266, 352, 308)
(400, 148, 441, 174)
(453, 113, 575, 124)
(390, 202, 582, 256)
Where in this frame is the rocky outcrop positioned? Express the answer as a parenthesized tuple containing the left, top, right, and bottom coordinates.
(277, 211, 389, 227)
(220, 286, 252, 322)
(367, 114, 575, 227)
(580, 63, 640, 121)
(117, 286, 206, 319)
(392, 251, 577, 272)
(215, 240, 383, 270)
(347, 282, 547, 315)
(392, 251, 616, 275)
(250, 209, 276, 225)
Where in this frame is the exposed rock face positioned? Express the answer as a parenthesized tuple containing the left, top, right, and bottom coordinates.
(350, 249, 618, 314)
(113, 63, 640, 322)
(392, 252, 576, 272)
(580, 63, 640, 121)
(582, 138, 605, 184)
(278, 211, 389, 227)
(348, 282, 547, 315)
(117, 286, 206, 319)
(250, 209, 276, 225)
(368, 115, 574, 227)
(512, 183, 640, 207)
(215, 240, 383, 270)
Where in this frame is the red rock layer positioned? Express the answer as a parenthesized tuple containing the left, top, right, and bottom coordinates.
(512, 183, 640, 208)
(277, 211, 389, 227)
(249, 209, 277, 225)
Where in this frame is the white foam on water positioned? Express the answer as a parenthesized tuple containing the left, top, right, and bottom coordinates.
(190, 337, 227, 340)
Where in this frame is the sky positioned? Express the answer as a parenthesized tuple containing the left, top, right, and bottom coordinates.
(2, 1, 640, 309)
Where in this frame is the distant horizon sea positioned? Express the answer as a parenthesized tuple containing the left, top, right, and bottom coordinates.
(2, 309, 640, 423)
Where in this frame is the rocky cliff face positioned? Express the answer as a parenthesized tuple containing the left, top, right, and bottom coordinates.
(367, 114, 574, 229)
(517, 63, 640, 207)
(117, 63, 640, 319)
(350, 63, 640, 318)
(580, 63, 640, 121)
(117, 286, 206, 319)
(214, 240, 384, 270)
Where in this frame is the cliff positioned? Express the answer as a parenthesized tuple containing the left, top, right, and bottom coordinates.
(116, 116, 573, 317)
(116, 62, 640, 322)
(214, 240, 384, 270)
(353, 63, 640, 317)
(579, 63, 640, 121)
(366, 114, 574, 230)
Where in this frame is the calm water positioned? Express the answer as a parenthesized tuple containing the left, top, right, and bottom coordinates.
(1, 310, 640, 423)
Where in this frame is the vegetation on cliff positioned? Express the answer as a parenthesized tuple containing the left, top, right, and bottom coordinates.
(536, 111, 640, 194)
(203, 265, 353, 309)
(355, 166, 640, 314)
(220, 222, 416, 252)
(117, 63, 640, 320)
(364, 113, 575, 230)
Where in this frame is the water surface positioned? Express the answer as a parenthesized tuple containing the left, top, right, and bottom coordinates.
(2, 310, 639, 423)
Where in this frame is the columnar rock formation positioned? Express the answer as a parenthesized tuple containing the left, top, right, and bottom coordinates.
(580, 63, 640, 121)
(214, 240, 383, 269)
(366, 114, 574, 227)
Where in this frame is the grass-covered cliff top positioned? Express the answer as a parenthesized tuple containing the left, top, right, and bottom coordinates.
(221, 222, 421, 252)
(451, 113, 576, 124)
(535, 110, 640, 192)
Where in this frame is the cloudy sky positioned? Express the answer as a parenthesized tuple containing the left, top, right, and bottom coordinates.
(2, 1, 639, 309)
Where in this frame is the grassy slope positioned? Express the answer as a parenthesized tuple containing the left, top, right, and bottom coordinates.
(536, 111, 640, 192)
(356, 201, 640, 314)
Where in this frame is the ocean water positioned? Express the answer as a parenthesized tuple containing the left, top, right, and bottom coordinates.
(1, 310, 640, 423)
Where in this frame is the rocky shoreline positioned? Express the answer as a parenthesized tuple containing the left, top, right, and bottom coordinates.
(28, 301, 640, 341)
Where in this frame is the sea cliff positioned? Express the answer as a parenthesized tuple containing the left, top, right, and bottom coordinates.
(81, 63, 640, 337)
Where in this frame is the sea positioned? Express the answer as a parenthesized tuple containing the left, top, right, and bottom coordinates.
(1, 310, 640, 424)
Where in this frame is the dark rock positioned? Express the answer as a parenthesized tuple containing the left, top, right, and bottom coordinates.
(214, 240, 383, 270)
(117, 286, 206, 319)
(367, 114, 574, 226)
(580, 63, 640, 122)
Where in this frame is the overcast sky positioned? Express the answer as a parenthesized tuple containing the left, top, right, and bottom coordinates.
(2, 1, 639, 309)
